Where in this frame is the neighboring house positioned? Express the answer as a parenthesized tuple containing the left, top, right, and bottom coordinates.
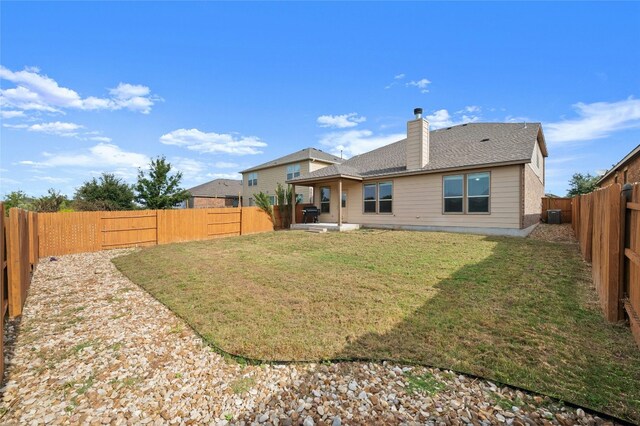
(597, 144, 640, 188)
(240, 148, 343, 206)
(287, 108, 547, 236)
(186, 179, 242, 208)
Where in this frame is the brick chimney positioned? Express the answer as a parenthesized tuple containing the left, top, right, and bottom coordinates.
(406, 108, 430, 170)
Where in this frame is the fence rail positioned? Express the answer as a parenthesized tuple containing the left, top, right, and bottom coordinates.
(572, 183, 640, 347)
(38, 206, 273, 257)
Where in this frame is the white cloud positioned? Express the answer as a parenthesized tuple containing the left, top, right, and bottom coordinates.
(546, 98, 640, 144)
(159, 128, 267, 155)
(0, 110, 25, 119)
(394, 73, 405, 80)
(3, 123, 29, 129)
(460, 105, 480, 113)
(35, 176, 71, 184)
(19, 143, 149, 169)
(171, 157, 206, 180)
(316, 113, 366, 129)
(28, 121, 83, 137)
(214, 161, 239, 169)
(88, 136, 112, 142)
(426, 109, 480, 129)
(319, 129, 405, 158)
(406, 78, 431, 93)
(0, 65, 158, 114)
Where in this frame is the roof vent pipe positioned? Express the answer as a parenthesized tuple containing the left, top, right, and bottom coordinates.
(414, 108, 423, 119)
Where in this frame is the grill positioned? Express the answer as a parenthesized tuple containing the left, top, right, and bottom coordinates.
(302, 206, 320, 223)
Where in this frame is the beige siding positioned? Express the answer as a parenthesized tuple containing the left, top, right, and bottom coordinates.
(242, 160, 333, 205)
(523, 163, 544, 228)
(529, 140, 544, 183)
(314, 165, 522, 229)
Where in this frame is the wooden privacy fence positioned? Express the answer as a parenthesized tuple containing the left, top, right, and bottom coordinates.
(572, 183, 640, 347)
(541, 197, 572, 223)
(38, 206, 273, 257)
(1, 204, 40, 378)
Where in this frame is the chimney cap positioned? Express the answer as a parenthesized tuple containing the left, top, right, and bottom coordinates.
(414, 107, 423, 115)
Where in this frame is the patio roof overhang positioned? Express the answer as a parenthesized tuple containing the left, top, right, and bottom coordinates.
(286, 174, 363, 186)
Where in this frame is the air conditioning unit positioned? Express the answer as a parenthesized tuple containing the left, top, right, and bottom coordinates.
(547, 209, 562, 224)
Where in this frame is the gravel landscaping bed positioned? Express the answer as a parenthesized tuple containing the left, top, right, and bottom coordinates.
(0, 250, 621, 425)
(528, 224, 577, 243)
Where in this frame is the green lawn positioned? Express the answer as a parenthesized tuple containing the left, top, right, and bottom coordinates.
(113, 230, 640, 422)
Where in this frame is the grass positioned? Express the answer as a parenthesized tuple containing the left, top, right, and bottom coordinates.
(113, 230, 640, 422)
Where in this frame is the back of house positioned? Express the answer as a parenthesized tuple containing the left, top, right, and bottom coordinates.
(287, 108, 548, 236)
(240, 148, 343, 206)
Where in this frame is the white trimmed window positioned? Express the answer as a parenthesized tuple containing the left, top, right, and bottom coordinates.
(320, 187, 331, 213)
(247, 172, 257, 187)
(363, 182, 393, 214)
(286, 164, 301, 180)
(443, 172, 491, 214)
(378, 182, 393, 213)
(363, 184, 376, 213)
(443, 175, 463, 213)
(467, 172, 490, 213)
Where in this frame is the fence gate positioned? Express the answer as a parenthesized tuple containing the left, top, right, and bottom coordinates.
(100, 211, 158, 250)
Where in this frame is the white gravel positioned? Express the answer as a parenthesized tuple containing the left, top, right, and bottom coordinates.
(0, 250, 620, 425)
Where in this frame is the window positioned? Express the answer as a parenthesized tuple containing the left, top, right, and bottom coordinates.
(269, 195, 276, 206)
(247, 172, 257, 187)
(296, 193, 303, 204)
(363, 182, 393, 213)
(248, 197, 254, 207)
(320, 187, 330, 213)
(341, 192, 347, 208)
(378, 182, 393, 213)
(443, 175, 463, 213)
(286, 164, 301, 180)
(467, 172, 490, 213)
(363, 184, 376, 213)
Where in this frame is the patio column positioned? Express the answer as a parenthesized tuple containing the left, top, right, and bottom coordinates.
(338, 179, 343, 227)
(291, 184, 296, 225)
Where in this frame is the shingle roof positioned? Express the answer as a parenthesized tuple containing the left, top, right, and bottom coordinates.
(240, 147, 343, 173)
(288, 123, 545, 182)
(596, 143, 640, 184)
(187, 179, 242, 197)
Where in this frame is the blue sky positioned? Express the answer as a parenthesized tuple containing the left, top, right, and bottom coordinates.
(1, 2, 639, 197)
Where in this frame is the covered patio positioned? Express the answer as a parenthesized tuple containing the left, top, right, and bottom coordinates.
(289, 175, 362, 230)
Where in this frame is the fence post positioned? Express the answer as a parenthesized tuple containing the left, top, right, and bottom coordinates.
(7, 209, 24, 318)
(620, 183, 633, 320)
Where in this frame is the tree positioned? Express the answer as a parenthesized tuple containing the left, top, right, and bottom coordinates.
(33, 189, 70, 212)
(253, 192, 275, 228)
(134, 156, 190, 209)
(567, 172, 599, 197)
(74, 173, 135, 211)
(3, 190, 34, 213)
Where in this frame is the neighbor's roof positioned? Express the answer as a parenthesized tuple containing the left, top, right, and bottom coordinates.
(240, 147, 343, 173)
(596, 143, 640, 184)
(187, 179, 242, 198)
(288, 122, 547, 183)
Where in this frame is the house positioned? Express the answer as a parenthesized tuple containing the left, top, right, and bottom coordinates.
(186, 179, 242, 208)
(240, 148, 343, 206)
(287, 108, 547, 236)
(597, 144, 640, 188)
